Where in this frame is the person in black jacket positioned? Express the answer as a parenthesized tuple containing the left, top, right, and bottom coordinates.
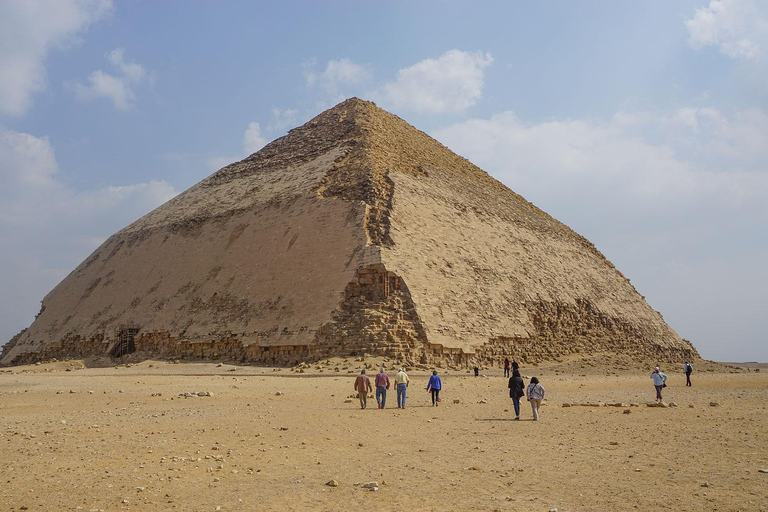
(508, 369, 525, 420)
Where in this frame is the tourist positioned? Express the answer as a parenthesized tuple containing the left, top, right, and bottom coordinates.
(395, 367, 410, 408)
(684, 362, 693, 387)
(426, 370, 442, 406)
(375, 367, 390, 409)
(526, 376, 545, 421)
(473, 366, 479, 377)
(354, 369, 372, 409)
(512, 360, 519, 372)
(508, 369, 525, 420)
(651, 366, 668, 402)
(504, 358, 511, 378)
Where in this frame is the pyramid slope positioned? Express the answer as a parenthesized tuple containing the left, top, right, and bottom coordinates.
(2, 98, 697, 366)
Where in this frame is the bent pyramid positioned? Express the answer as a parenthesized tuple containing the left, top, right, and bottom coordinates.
(1, 98, 697, 366)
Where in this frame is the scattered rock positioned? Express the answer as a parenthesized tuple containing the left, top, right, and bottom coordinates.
(709, 402, 719, 407)
(275, 392, 284, 396)
(758, 468, 768, 473)
(478, 399, 488, 404)
(623, 409, 631, 414)
(197, 391, 213, 397)
(453, 399, 460, 404)
(701, 482, 709, 487)
(646, 402, 668, 408)
(362, 481, 379, 489)
(326, 479, 339, 487)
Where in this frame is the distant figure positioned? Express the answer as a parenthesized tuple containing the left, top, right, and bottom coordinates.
(395, 367, 410, 409)
(503, 358, 511, 378)
(508, 369, 525, 420)
(354, 369, 372, 409)
(684, 362, 693, 387)
(375, 367, 390, 409)
(426, 370, 442, 406)
(512, 360, 519, 371)
(473, 366, 479, 377)
(651, 366, 668, 402)
(526, 376, 545, 421)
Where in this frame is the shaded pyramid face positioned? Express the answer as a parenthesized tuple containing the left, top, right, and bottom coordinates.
(1, 98, 697, 366)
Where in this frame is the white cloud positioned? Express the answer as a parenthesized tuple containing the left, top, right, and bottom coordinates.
(0, 126, 177, 341)
(0, 0, 113, 116)
(306, 58, 370, 94)
(376, 50, 493, 114)
(70, 47, 148, 110)
(269, 108, 299, 133)
(434, 108, 768, 216)
(243, 121, 267, 155)
(685, 0, 768, 59)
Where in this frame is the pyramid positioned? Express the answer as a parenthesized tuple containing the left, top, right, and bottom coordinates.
(1, 98, 698, 366)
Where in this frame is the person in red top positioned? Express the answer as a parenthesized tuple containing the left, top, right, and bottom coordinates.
(354, 369, 373, 409)
(374, 367, 390, 409)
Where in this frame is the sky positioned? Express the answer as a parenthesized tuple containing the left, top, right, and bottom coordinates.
(1, 0, 766, 362)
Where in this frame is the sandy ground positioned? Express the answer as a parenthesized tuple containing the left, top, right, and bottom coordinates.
(1, 358, 767, 512)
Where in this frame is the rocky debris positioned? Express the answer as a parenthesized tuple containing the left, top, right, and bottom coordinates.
(758, 469, 768, 473)
(623, 409, 631, 414)
(710, 402, 719, 407)
(362, 481, 379, 491)
(179, 391, 213, 398)
(326, 479, 339, 487)
(453, 399, 460, 404)
(646, 402, 669, 408)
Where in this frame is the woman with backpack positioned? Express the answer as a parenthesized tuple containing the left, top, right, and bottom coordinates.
(526, 377, 545, 421)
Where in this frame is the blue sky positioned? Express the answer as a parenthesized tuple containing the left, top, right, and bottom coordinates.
(1, 0, 767, 362)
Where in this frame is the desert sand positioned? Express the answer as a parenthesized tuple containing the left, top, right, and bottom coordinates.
(2, 358, 766, 511)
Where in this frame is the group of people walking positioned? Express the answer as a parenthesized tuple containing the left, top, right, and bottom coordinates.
(354, 358, 546, 421)
(354, 367, 443, 409)
(354, 358, 693, 413)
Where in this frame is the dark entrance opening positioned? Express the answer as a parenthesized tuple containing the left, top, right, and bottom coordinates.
(111, 327, 139, 358)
